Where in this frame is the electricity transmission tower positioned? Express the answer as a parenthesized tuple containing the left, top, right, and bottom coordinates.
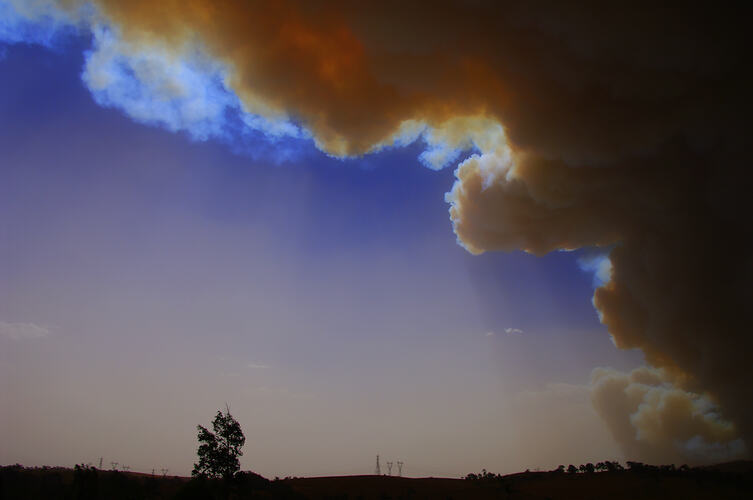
(98, 457, 103, 469)
(161, 468, 169, 477)
(397, 461, 404, 477)
(122, 465, 130, 472)
(110, 462, 118, 471)
(387, 462, 393, 475)
(375, 455, 381, 475)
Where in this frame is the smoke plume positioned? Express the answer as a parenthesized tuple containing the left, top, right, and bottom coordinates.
(7, 1, 752, 461)
(591, 367, 745, 464)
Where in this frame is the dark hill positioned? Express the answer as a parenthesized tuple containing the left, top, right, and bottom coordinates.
(2, 462, 752, 499)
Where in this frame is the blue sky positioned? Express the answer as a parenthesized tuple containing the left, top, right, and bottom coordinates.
(0, 20, 645, 477)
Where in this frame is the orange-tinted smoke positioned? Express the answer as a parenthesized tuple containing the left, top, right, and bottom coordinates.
(85, 0, 485, 155)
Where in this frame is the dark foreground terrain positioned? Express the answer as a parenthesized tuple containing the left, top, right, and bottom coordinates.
(2, 462, 752, 499)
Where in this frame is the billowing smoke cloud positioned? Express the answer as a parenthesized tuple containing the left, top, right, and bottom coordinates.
(2, 0, 312, 161)
(591, 367, 745, 464)
(81, 24, 308, 144)
(0, 0, 78, 47)
(3, 0, 751, 462)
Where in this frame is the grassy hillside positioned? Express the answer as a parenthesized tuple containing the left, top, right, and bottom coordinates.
(2, 462, 751, 499)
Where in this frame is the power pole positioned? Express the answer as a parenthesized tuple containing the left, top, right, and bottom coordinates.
(375, 455, 381, 475)
(122, 465, 130, 472)
(98, 457, 103, 469)
(397, 461, 403, 477)
(387, 462, 393, 475)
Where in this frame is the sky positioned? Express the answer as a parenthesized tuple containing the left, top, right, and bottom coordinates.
(1, 1, 750, 478)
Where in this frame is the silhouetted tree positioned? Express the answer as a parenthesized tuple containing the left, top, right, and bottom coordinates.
(73, 464, 98, 499)
(626, 461, 645, 472)
(567, 465, 578, 474)
(192, 406, 246, 480)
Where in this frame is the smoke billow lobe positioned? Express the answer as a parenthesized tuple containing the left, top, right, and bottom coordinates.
(591, 367, 744, 464)
(54, 0, 753, 460)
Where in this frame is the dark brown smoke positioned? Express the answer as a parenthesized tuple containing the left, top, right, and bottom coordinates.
(75, 0, 752, 459)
